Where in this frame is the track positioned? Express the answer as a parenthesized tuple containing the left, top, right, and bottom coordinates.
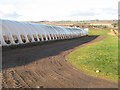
(2, 36, 118, 88)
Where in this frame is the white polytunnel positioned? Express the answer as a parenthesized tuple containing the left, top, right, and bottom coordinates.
(0, 19, 88, 46)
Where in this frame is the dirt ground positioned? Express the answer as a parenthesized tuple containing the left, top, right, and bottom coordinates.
(2, 36, 118, 88)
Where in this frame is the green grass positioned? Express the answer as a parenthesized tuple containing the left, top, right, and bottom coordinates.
(68, 30, 118, 82)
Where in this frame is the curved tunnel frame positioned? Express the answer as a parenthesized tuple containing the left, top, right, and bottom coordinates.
(0, 19, 88, 46)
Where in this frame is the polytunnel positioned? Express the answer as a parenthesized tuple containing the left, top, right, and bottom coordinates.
(0, 19, 88, 46)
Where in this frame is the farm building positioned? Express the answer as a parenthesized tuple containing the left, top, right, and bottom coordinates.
(0, 19, 88, 46)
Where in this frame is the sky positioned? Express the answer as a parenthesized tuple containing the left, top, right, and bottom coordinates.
(0, 0, 119, 21)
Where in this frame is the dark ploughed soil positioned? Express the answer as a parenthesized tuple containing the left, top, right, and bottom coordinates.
(2, 36, 118, 88)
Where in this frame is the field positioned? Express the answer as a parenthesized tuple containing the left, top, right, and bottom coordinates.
(3, 36, 117, 88)
(68, 29, 118, 82)
(3, 29, 118, 88)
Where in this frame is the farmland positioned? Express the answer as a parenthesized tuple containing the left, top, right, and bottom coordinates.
(2, 33, 117, 88)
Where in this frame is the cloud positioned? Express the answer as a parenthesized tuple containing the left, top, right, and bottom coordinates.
(4, 12, 21, 19)
(0, 4, 22, 20)
(0, 11, 22, 19)
(118, 1, 120, 19)
(67, 7, 117, 19)
(102, 8, 118, 15)
(69, 11, 97, 17)
(0, 0, 118, 21)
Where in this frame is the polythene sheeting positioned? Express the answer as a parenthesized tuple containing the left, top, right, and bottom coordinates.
(1, 19, 88, 46)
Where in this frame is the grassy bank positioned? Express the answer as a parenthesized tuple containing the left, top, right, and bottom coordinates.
(68, 30, 118, 82)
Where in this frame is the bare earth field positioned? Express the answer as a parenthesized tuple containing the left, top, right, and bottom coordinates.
(2, 36, 118, 88)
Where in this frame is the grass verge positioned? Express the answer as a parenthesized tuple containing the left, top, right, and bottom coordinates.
(68, 30, 118, 82)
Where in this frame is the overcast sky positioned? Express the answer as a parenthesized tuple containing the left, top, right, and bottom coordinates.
(0, 0, 119, 21)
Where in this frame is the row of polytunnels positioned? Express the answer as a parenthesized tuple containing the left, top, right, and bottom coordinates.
(0, 19, 88, 46)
